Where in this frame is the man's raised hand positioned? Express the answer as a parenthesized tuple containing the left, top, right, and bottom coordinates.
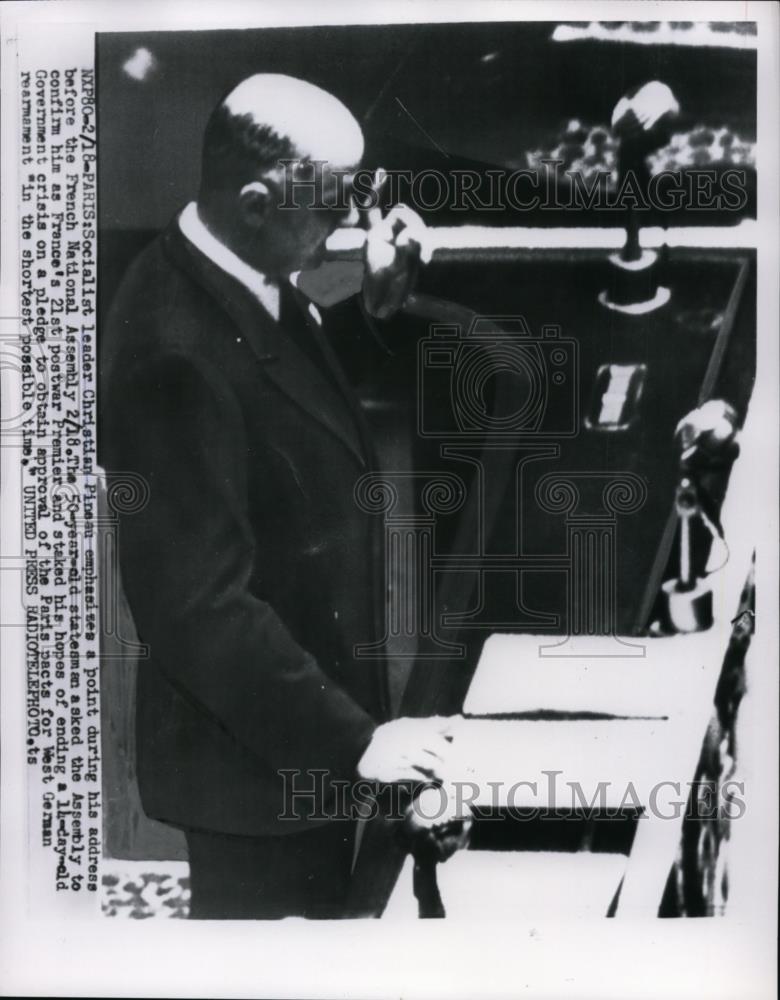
(362, 203, 432, 320)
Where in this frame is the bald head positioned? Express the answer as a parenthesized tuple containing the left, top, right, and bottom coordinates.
(200, 74, 363, 199)
(197, 74, 364, 277)
(223, 74, 364, 167)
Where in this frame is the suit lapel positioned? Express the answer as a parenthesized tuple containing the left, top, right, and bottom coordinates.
(164, 221, 367, 468)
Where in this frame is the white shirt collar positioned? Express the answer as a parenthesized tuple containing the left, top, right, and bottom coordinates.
(178, 201, 281, 321)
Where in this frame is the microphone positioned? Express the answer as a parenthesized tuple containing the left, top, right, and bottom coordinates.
(612, 81, 679, 264)
(598, 80, 679, 314)
(655, 402, 739, 635)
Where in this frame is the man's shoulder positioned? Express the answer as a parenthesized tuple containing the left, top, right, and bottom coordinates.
(103, 225, 237, 372)
(110, 227, 221, 325)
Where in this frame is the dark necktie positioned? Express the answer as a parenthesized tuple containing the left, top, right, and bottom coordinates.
(280, 282, 376, 469)
(279, 283, 339, 391)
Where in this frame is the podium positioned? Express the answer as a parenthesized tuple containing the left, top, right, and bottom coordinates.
(379, 402, 757, 919)
(385, 629, 740, 918)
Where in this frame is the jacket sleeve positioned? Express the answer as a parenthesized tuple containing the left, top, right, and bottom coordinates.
(112, 351, 377, 783)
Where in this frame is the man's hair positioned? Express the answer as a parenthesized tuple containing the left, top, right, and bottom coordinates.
(199, 103, 297, 198)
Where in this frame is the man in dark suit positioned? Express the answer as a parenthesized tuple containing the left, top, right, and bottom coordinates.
(100, 74, 453, 919)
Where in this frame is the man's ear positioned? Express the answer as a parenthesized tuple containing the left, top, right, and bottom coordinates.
(238, 180, 272, 228)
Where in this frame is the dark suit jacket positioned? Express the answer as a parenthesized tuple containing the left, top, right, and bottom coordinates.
(100, 218, 389, 836)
